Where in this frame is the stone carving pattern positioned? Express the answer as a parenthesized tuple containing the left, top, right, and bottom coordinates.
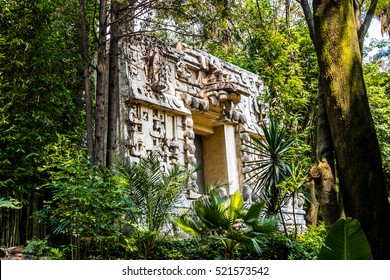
(182, 116, 198, 192)
(176, 58, 192, 81)
(144, 44, 168, 93)
(125, 104, 145, 157)
(148, 111, 181, 166)
(122, 37, 268, 198)
(150, 113, 166, 159)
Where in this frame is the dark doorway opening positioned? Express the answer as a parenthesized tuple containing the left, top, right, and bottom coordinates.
(194, 134, 206, 194)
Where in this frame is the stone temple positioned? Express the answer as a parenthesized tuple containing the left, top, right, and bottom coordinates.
(118, 36, 305, 229)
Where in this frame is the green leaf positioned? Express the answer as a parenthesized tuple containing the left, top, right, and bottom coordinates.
(171, 216, 201, 237)
(0, 198, 23, 209)
(243, 201, 265, 222)
(228, 191, 243, 224)
(318, 218, 373, 260)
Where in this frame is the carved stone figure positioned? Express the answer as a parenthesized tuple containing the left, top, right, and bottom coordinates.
(146, 46, 167, 92)
(151, 114, 166, 154)
(176, 58, 192, 81)
(242, 185, 253, 204)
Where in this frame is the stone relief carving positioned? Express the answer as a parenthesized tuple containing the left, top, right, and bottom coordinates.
(118, 36, 305, 229)
(125, 104, 146, 157)
(151, 114, 166, 148)
(176, 58, 192, 81)
(144, 45, 167, 92)
(120, 36, 268, 196)
(182, 116, 198, 192)
(176, 42, 208, 71)
(167, 138, 180, 163)
(121, 35, 267, 175)
(125, 106, 181, 166)
(123, 36, 266, 130)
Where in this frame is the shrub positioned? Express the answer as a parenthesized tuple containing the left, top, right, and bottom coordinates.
(173, 189, 277, 259)
(115, 153, 192, 257)
(24, 238, 64, 260)
(123, 224, 325, 260)
(125, 238, 225, 260)
(36, 135, 134, 259)
(255, 224, 325, 260)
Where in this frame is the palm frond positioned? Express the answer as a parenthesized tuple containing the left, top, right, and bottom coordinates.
(194, 192, 230, 230)
(228, 191, 244, 224)
(244, 118, 295, 198)
(171, 214, 203, 237)
(115, 152, 191, 232)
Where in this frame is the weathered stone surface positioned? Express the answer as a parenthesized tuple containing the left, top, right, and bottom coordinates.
(118, 36, 306, 230)
(119, 36, 267, 197)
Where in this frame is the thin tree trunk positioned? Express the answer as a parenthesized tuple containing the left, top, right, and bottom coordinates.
(285, 0, 291, 31)
(292, 192, 298, 239)
(313, 0, 390, 259)
(357, 0, 378, 54)
(106, 1, 120, 167)
(299, 0, 316, 45)
(94, 0, 108, 168)
(255, 0, 264, 27)
(277, 200, 289, 237)
(79, 0, 95, 164)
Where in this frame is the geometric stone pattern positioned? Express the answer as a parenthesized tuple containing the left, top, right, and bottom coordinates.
(119, 36, 266, 197)
(118, 36, 306, 229)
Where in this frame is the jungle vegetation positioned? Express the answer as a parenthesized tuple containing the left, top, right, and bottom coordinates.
(1, 0, 389, 259)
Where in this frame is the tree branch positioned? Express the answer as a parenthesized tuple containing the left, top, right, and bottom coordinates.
(255, 0, 264, 27)
(298, 0, 316, 47)
(358, 0, 378, 53)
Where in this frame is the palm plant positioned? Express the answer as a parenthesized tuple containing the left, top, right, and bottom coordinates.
(243, 118, 295, 235)
(278, 162, 308, 238)
(115, 153, 192, 254)
(173, 189, 277, 259)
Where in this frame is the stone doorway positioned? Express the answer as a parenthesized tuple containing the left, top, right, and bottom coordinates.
(194, 134, 206, 194)
(193, 120, 240, 195)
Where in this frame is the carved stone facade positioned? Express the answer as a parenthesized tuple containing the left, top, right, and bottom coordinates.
(118, 36, 306, 230)
(119, 36, 265, 197)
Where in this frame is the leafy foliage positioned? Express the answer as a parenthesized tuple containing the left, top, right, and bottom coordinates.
(0, 198, 22, 209)
(318, 218, 373, 260)
(24, 237, 64, 260)
(115, 153, 192, 256)
(0, 0, 84, 245)
(125, 238, 226, 260)
(364, 58, 390, 192)
(243, 118, 295, 216)
(37, 135, 133, 259)
(150, 0, 241, 48)
(125, 224, 326, 260)
(173, 189, 277, 259)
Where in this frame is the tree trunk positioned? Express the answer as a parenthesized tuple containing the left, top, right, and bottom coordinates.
(106, 1, 120, 167)
(79, 0, 95, 164)
(313, 0, 390, 259)
(305, 181, 319, 227)
(285, 0, 291, 31)
(94, 0, 108, 168)
(300, 0, 340, 230)
(315, 79, 340, 231)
